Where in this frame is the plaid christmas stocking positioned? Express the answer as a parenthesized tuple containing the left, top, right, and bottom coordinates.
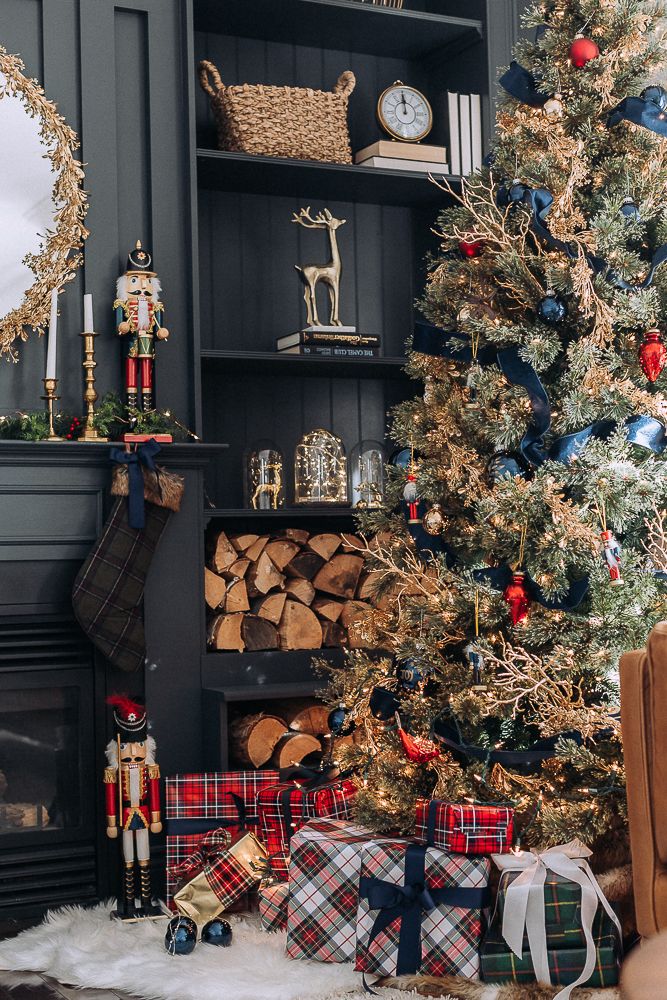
(72, 449, 184, 672)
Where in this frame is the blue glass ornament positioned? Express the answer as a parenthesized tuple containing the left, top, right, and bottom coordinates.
(327, 705, 354, 737)
(369, 685, 400, 721)
(487, 451, 528, 484)
(165, 916, 197, 956)
(641, 85, 667, 112)
(537, 290, 567, 325)
(396, 658, 425, 691)
(201, 918, 233, 947)
(619, 196, 640, 222)
(389, 446, 420, 470)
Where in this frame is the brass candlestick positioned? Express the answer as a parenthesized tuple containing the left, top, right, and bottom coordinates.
(41, 377, 63, 441)
(79, 330, 107, 442)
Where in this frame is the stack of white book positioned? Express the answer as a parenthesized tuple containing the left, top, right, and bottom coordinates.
(354, 140, 449, 174)
(447, 93, 483, 176)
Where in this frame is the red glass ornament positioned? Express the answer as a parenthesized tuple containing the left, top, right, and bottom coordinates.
(459, 237, 484, 259)
(396, 714, 440, 764)
(569, 36, 600, 68)
(639, 329, 667, 383)
(503, 570, 530, 625)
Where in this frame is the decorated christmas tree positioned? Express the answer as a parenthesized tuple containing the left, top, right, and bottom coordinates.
(324, 0, 667, 862)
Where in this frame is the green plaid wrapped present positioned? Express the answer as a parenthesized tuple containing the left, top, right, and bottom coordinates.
(481, 841, 622, 1000)
(480, 929, 621, 987)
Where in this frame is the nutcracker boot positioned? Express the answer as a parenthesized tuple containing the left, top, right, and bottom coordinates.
(121, 861, 136, 919)
(141, 358, 153, 413)
(138, 859, 154, 915)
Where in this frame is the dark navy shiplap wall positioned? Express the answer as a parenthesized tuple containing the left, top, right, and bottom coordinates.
(0, 0, 194, 427)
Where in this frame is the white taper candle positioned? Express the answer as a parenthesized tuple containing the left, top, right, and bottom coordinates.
(45, 288, 58, 380)
(83, 292, 94, 333)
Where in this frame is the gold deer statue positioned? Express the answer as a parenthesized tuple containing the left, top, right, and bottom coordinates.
(251, 462, 283, 510)
(292, 207, 346, 327)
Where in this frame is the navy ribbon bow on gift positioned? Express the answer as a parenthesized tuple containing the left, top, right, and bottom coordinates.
(359, 843, 489, 990)
(110, 438, 162, 530)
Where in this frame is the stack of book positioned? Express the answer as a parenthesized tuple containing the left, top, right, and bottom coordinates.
(447, 92, 483, 176)
(353, 140, 449, 174)
(276, 327, 381, 358)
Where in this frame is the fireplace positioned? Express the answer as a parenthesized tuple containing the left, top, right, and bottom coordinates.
(0, 617, 100, 918)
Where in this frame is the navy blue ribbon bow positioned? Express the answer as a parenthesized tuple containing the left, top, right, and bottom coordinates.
(431, 717, 582, 772)
(359, 843, 489, 988)
(110, 438, 162, 530)
(472, 564, 589, 612)
(608, 95, 667, 138)
(499, 61, 549, 108)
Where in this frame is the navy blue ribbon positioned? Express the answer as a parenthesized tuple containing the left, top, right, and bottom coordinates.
(473, 564, 589, 611)
(110, 438, 162, 530)
(499, 61, 549, 108)
(360, 843, 489, 986)
(608, 95, 667, 138)
(431, 717, 582, 769)
(165, 792, 247, 835)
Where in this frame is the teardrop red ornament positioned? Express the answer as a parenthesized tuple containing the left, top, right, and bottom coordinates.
(568, 35, 599, 68)
(396, 714, 440, 764)
(458, 237, 484, 259)
(503, 570, 530, 625)
(639, 329, 667, 383)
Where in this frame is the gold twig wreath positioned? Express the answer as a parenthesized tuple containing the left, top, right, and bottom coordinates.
(0, 47, 88, 361)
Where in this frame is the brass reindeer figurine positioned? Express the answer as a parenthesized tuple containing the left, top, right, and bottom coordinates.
(292, 207, 346, 327)
(251, 462, 283, 510)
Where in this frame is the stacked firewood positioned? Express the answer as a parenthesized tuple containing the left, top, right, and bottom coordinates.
(205, 529, 376, 652)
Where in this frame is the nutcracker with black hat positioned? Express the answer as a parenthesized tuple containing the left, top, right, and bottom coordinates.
(104, 694, 163, 920)
(114, 240, 169, 414)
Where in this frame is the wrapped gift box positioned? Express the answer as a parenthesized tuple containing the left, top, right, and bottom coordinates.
(172, 828, 267, 923)
(480, 929, 621, 987)
(259, 881, 290, 933)
(355, 839, 491, 979)
(165, 770, 278, 907)
(415, 800, 514, 855)
(257, 778, 357, 879)
(286, 818, 383, 963)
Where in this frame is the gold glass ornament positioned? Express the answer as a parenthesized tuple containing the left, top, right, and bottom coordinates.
(294, 429, 348, 505)
(244, 440, 285, 510)
(350, 439, 385, 508)
(422, 503, 446, 535)
(543, 93, 563, 116)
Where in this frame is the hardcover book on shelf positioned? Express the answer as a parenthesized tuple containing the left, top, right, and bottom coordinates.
(447, 92, 483, 176)
(447, 92, 460, 175)
(354, 140, 447, 164)
(278, 345, 380, 357)
(358, 155, 449, 174)
(276, 331, 380, 350)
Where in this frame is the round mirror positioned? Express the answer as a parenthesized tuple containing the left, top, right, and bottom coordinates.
(0, 48, 87, 360)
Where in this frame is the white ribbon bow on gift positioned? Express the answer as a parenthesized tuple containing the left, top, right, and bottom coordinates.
(492, 839, 622, 1000)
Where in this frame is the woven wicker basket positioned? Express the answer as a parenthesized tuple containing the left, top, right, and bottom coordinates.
(198, 61, 355, 164)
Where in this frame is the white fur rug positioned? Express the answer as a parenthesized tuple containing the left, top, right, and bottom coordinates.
(0, 902, 426, 1000)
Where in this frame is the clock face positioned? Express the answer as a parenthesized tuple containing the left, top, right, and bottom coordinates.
(377, 82, 433, 142)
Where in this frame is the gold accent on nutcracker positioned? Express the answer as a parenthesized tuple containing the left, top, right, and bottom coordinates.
(80, 329, 107, 441)
(117, 733, 123, 829)
(41, 377, 63, 440)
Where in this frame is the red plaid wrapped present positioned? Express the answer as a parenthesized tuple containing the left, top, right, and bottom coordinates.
(415, 800, 514, 855)
(257, 778, 357, 879)
(259, 881, 290, 933)
(171, 827, 268, 921)
(287, 818, 391, 963)
(165, 771, 278, 907)
(355, 839, 491, 979)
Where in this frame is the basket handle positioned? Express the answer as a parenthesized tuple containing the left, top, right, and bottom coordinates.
(198, 60, 225, 98)
(333, 71, 356, 98)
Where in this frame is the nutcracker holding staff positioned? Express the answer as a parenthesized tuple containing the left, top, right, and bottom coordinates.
(104, 695, 162, 919)
(114, 240, 169, 413)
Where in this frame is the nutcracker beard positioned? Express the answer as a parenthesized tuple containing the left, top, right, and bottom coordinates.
(105, 735, 161, 919)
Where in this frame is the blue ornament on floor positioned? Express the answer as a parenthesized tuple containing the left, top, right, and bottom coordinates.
(537, 290, 567, 325)
(201, 918, 233, 947)
(165, 916, 197, 956)
(641, 84, 667, 112)
(619, 196, 640, 222)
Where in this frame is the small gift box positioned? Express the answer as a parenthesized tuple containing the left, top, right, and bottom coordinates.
(165, 770, 278, 907)
(355, 839, 491, 979)
(480, 841, 623, 999)
(259, 881, 290, 933)
(287, 818, 383, 963)
(171, 827, 267, 924)
(415, 800, 514, 855)
(257, 776, 357, 879)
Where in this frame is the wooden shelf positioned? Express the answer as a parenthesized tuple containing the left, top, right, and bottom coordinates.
(193, 0, 483, 60)
(201, 648, 346, 691)
(197, 150, 458, 207)
(200, 349, 408, 379)
(204, 507, 358, 520)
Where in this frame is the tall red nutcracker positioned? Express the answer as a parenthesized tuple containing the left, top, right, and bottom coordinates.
(114, 241, 169, 413)
(104, 695, 162, 919)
